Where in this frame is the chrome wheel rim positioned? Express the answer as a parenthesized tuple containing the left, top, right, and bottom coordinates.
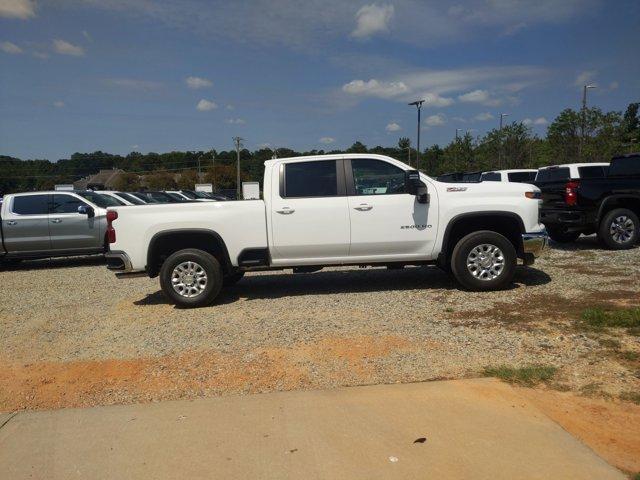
(466, 244, 505, 281)
(171, 261, 208, 298)
(610, 215, 635, 244)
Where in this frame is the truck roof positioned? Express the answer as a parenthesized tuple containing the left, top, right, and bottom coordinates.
(538, 162, 609, 169)
(264, 153, 405, 166)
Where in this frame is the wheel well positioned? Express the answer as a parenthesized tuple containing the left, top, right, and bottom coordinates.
(441, 213, 524, 265)
(146, 229, 232, 277)
(599, 197, 640, 222)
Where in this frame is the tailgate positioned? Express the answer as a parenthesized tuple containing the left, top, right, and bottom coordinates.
(536, 181, 567, 209)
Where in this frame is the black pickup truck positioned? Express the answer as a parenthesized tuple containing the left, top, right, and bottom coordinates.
(537, 154, 640, 249)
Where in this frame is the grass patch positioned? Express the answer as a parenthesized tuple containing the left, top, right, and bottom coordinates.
(618, 351, 640, 362)
(580, 307, 640, 331)
(620, 391, 640, 405)
(482, 364, 557, 387)
(597, 338, 621, 350)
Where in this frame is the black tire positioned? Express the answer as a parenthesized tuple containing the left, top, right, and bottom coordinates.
(450, 230, 517, 291)
(547, 227, 581, 243)
(223, 270, 245, 287)
(597, 208, 639, 250)
(0, 258, 22, 269)
(386, 264, 404, 270)
(159, 248, 223, 308)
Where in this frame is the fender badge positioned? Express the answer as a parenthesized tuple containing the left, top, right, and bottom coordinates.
(447, 187, 467, 192)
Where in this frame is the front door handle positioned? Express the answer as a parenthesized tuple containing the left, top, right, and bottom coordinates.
(51, 218, 62, 223)
(6, 220, 17, 226)
(276, 207, 295, 215)
(354, 204, 373, 211)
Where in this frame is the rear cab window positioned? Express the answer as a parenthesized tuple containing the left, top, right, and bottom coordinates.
(508, 171, 536, 183)
(12, 194, 49, 215)
(481, 172, 501, 182)
(535, 167, 570, 182)
(282, 160, 339, 198)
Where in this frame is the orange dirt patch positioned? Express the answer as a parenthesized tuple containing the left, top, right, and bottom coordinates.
(519, 387, 640, 474)
(0, 335, 420, 412)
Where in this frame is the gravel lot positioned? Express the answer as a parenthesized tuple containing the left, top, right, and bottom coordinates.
(1, 236, 639, 412)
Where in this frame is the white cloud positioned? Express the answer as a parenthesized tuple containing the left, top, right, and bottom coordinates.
(186, 76, 213, 89)
(196, 99, 217, 111)
(452, 116, 467, 123)
(82, 30, 92, 42)
(33, 51, 49, 59)
(342, 79, 409, 98)
(53, 39, 85, 56)
(0, 41, 22, 54)
(341, 66, 546, 107)
(385, 122, 401, 132)
(502, 22, 527, 36)
(425, 114, 446, 127)
(105, 78, 163, 91)
(351, 3, 394, 39)
(523, 117, 548, 126)
(225, 118, 245, 124)
(474, 112, 494, 121)
(608, 81, 619, 90)
(458, 89, 502, 106)
(52, 101, 65, 108)
(226, 104, 235, 110)
(319, 136, 335, 144)
(574, 70, 597, 86)
(257, 143, 271, 149)
(0, 0, 35, 19)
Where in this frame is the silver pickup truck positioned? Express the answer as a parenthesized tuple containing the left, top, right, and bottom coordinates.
(0, 190, 125, 264)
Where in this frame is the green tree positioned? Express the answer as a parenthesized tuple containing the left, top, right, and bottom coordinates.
(145, 170, 176, 190)
(177, 170, 198, 189)
(112, 172, 141, 191)
(347, 141, 368, 153)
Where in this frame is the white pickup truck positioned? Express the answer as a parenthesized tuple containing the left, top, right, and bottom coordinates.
(106, 154, 548, 307)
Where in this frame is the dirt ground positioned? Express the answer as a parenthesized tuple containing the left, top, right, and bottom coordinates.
(1, 235, 639, 472)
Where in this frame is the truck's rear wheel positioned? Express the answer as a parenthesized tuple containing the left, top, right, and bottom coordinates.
(598, 208, 638, 250)
(547, 226, 581, 243)
(159, 248, 223, 308)
(450, 231, 516, 291)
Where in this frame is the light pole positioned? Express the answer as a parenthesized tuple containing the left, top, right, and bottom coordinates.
(233, 137, 243, 199)
(211, 150, 216, 191)
(409, 100, 425, 170)
(498, 113, 509, 169)
(455, 128, 462, 141)
(580, 84, 597, 160)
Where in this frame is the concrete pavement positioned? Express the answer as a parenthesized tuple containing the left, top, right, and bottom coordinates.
(0, 378, 625, 480)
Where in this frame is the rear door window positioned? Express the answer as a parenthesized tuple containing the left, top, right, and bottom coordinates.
(51, 194, 88, 214)
(508, 171, 536, 182)
(535, 167, 570, 182)
(608, 156, 640, 176)
(283, 160, 338, 198)
(577, 166, 607, 178)
(12, 195, 50, 215)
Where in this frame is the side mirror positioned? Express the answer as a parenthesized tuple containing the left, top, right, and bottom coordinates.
(78, 205, 95, 218)
(405, 170, 429, 204)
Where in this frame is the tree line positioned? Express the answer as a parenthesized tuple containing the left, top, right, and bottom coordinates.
(1, 103, 638, 194)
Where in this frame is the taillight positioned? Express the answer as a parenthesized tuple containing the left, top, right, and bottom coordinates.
(564, 181, 580, 206)
(525, 191, 541, 199)
(106, 210, 118, 244)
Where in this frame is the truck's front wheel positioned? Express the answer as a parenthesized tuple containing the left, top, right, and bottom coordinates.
(450, 231, 516, 291)
(159, 248, 223, 308)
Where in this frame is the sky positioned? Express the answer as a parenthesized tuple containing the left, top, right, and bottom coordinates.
(0, 0, 639, 161)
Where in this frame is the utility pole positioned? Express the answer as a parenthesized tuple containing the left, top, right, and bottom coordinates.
(211, 151, 216, 191)
(197, 154, 202, 179)
(580, 84, 596, 161)
(455, 128, 462, 141)
(233, 137, 243, 200)
(498, 113, 509, 169)
(409, 100, 425, 170)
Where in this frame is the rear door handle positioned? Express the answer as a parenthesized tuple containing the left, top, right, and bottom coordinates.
(354, 204, 373, 211)
(51, 218, 62, 223)
(276, 207, 295, 214)
(6, 220, 17, 226)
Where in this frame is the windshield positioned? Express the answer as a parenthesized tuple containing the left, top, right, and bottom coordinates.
(535, 167, 570, 182)
(116, 192, 146, 204)
(180, 190, 199, 199)
(165, 192, 187, 201)
(194, 191, 213, 199)
(77, 191, 125, 207)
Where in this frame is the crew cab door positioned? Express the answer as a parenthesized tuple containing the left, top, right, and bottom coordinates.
(1, 194, 51, 253)
(269, 159, 350, 263)
(346, 158, 437, 259)
(49, 194, 101, 251)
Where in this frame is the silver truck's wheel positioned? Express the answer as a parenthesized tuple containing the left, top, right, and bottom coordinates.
(160, 248, 222, 308)
(451, 231, 516, 291)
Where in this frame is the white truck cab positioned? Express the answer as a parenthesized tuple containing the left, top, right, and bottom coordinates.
(106, 154, 547, 307)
